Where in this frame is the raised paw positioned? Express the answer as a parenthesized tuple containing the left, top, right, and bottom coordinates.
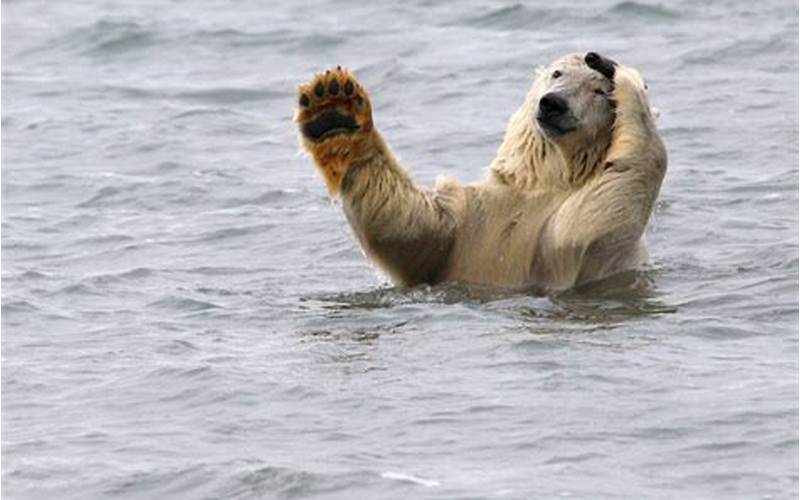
(296, 66, 372, 143)
(584, 52, 616, 81)
(613, 64, 647, 95)
(608, 63, 657, 150)
(295, 67, 376, 195)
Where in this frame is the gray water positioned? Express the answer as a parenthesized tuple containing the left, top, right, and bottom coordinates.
(2, 1, 798, 498)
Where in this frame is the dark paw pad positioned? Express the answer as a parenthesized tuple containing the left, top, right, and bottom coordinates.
(302, 110, 359, 141)
(328, 80, 339, 95)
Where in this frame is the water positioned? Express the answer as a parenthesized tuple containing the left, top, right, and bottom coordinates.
(2, 0, 797, 498)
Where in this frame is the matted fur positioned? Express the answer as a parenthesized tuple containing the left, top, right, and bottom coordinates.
(296, 54, 667, 290)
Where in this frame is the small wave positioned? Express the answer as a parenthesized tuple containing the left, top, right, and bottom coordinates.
(286, 32, 349, 51)
(219, 463, 375, 499)
(51, 283, 104, 297)
(75, 186, 128, 208)
(312, 282, 525, 310)
(27, 19, 160, 58)
(124, 160, 186, 177)
(74, 180, 207, 210)
(70, 234, 135, 247)
(606, 1, 680, 19)
(147, 296, 222, 312)
(189, 26, 360, 58)
(184, 27, 291, 47)
(170, 107, 247, 120)
(2, 240, 49, 252)
(220, 189, 304, 208)
(381, 471, 440, 488)
(18, 270, 50, 280)
(543, 452, 606, 465)
(1, 299, 40, 314)
(195, 286, 254, 297)
(16, 181, 70, 192)
(86, 267, 155, 285)
(153, 161, 184, 172)
(184, 27, 348, 51)
(101, 463, 213, 498)
(96, 83, 287, 104)
(83, 20, 158, 55)
(455, 4, 569, 30)
(156, 339, 200, 355)
(174, 87, 287, 105)
(146, 365, 214, 381)
(680, 35, 789, 68)
(194, 223, 275, 242)
(178, 266, 266, 276)
(316, 274, 666, 314)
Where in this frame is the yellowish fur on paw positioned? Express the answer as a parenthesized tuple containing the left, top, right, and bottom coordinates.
(607, 64, 657, 161)
(295, 67, 373, 195)
(615, 65, 646, 92)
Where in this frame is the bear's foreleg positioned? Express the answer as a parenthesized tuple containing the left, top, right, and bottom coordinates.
(537, 66, 667, 287)
(296, 68, 461, 286)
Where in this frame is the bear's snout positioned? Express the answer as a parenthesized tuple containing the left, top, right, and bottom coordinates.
(536, 92, 577, 136)
(539, 93, 569, 117)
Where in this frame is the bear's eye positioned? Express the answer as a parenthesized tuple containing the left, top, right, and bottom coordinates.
(551, 70, 562, 79)
(594, 88, 606, 96)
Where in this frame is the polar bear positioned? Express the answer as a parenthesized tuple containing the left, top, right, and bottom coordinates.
(295, 52, 666, 291)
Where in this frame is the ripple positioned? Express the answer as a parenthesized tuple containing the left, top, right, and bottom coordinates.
(220, 189, 307, 209)
(75, 186, 130, 208)
(97, 84, 288, 104)
(101, 463, 213, 498)
(70, 234, 136, 247)
(85, 267, 155, 285)
(1, 299, 40, 314)
(380, 471, 440, 488)
(543, 452, 606, 465)
(680, 34, 791, 67)
(26, 19, 160, 58)
(195, 223, 275, 242)
(451, 4, 572, 30)
(15, 270, 50, 280)
(170, 107, 247, 120)
(312, 282, 533, 309)
(606, 1, 681, 19)
(146, 296, 222, 312)
(220, 464, 376, 499)
(174, 87, 287, 105)
(52, 283, 105, 297)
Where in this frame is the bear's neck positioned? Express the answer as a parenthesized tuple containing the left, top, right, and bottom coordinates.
(489, 101, 609, 191)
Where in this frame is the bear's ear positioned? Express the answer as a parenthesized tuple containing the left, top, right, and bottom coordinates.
(584, 52, 616, 80)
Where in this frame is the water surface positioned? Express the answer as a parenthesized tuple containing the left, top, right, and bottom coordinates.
(2, 0, 798, 498)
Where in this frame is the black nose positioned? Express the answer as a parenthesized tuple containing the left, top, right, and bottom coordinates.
(539, 93, 569, 116)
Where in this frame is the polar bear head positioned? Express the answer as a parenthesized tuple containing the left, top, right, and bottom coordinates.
(491, 52, 648, 188)
(533, 52, 618, 158)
